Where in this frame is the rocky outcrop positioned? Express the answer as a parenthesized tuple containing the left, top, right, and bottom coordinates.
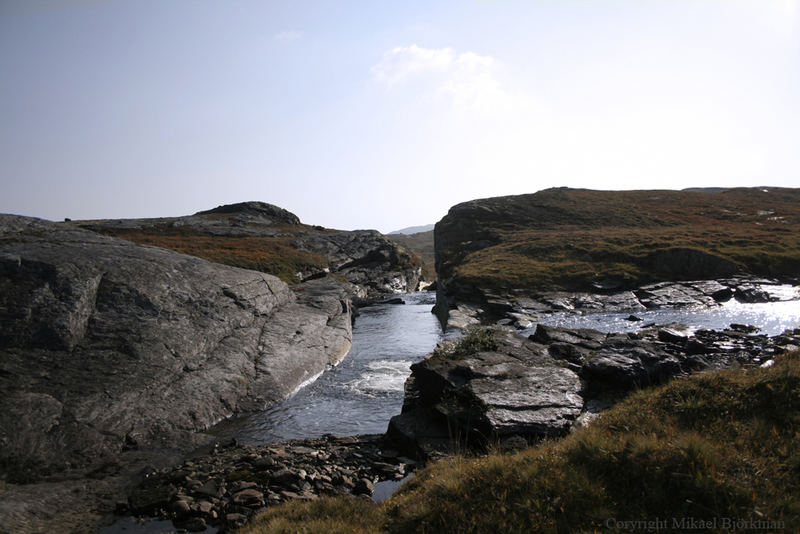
(121, 435, 413, 532)
(196, 201, 301, 225)
(0, 215, 353, 483)
(433, 187, 800, 328)
(387, 330, 584, 457)
(77, 201, 423, 297)
(388, 325, 800, 458)
(293, 229, 421, 296)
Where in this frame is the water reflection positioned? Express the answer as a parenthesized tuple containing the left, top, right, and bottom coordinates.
(524, 296, 800, 337)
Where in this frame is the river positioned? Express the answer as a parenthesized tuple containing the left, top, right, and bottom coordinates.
(214, 286, 800, 446)
(210, 291, 459, 444)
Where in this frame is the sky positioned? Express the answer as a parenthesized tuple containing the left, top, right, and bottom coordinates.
(1, 0, 798, 233)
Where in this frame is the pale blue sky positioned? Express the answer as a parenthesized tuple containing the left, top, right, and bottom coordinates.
(1, 0, 798, 232)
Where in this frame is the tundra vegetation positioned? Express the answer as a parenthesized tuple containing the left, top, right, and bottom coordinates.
(98, 226, 329, 284)
(436, 188, 800, 292)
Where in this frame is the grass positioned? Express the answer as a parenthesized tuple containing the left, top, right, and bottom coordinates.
(96, 229, 329, 284)
(436, 188, 800, 292)
(237, 350, 800, 534)
(431, 326, 498, 360)
(234, 497, 385, 534)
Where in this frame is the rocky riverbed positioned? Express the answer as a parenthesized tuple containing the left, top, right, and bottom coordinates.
(119, 435, 413, 532)
(436, 277, 797, 331)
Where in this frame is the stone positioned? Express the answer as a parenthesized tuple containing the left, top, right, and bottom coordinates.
(171, 499, 191, 516)
(353, 478, 374, 496)
(530, 324, 605, 349)
(378, 297, 405, 305)
(658, 328, 689, 344)
(232, 488, 264, 506)
(197, 500, 214, 513)
(226, 513, 248, 528)
(391, 330, 585, 453)
(128, 485, 177, 515)
(685, 338, 710, 355)
(734, 284, 772, 303)
(195, 480, 221, 498)
(581, 351, 647, 388)
(270, 468, 297, 486)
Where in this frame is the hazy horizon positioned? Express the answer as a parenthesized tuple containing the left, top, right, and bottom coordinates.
(2, 0, 798, 233)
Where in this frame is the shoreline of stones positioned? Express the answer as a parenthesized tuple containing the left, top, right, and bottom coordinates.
(121, 434, 414, 532)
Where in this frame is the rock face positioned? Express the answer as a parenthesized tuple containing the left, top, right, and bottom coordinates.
(388, 330, 585, 457)
(0, 215, 353, 482)
(77, 201, 423, 297)
(293, 229, 421, 296)
(388, 325, 800, 458)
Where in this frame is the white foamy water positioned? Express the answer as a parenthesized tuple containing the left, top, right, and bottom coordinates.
(346, 359, 414, 395)
(524, 290, 800, 337)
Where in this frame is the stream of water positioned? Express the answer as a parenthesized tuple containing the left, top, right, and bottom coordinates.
(210, 292, 459, 444)
(215, 287, 800, 445)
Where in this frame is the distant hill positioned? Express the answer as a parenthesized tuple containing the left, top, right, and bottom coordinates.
(72, 201, 425, 296)
(435, 187, 800, 295)
(389, 224, 434, 235)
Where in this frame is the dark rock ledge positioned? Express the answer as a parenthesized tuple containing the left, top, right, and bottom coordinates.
(435, 277, 794, 330)
(122, 435, 413, 532)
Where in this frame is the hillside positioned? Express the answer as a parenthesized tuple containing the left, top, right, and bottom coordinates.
(74, 202, 424, 297)
(435, 187, 800, 297)
(385, 230, 435, 281)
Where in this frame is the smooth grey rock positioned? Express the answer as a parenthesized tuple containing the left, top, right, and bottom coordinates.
(658, 327, 689, 344)
(530, 324, 605, 349)
(636, 283, 714, 309)
(0, 215, 352, 481)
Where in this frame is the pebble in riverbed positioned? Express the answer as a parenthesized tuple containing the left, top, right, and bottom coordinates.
(124, 434, 413, 532)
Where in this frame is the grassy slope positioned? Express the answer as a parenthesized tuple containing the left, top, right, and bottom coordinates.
(438, 187, 800, 291)
(238, 350, 800, 533)
(90, 226, 331, 285)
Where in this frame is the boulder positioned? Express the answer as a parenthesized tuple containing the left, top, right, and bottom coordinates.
(388, 332, 584, 454)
